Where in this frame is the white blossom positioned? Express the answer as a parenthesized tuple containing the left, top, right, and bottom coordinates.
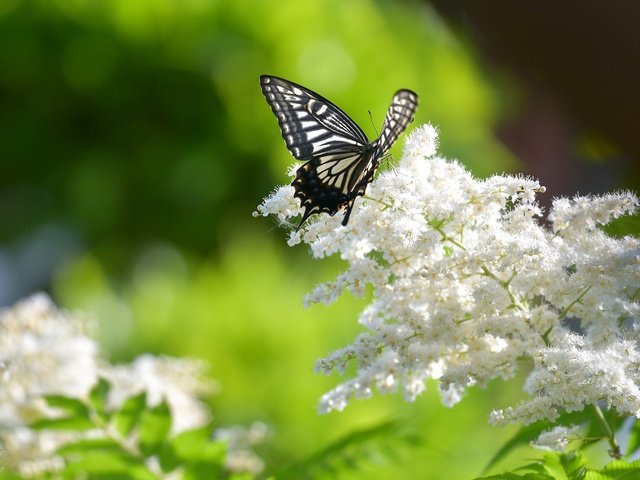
(100, 354, 215, 434)
(213, 421, 268, 475)
(0, 293, 98, 476)
(531, 425, 581, 452)
(0, 294, 263, 477)
(256, 123, 640, 424)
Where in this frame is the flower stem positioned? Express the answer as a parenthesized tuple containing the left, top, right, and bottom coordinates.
(592, 403, 621, 459)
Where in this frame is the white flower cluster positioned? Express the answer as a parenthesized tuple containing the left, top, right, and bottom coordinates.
(530, 424, 581, 452)
(256, 124, 640, 424)
(0, 293, 264, 477)
(213, 421, 269, 475)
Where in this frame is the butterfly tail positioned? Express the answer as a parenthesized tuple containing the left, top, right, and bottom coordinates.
(341, 201, 356, 226)
(295, 205, 317, 232)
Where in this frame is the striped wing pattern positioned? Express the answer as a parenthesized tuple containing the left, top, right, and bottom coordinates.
(260, 75, 418, 228)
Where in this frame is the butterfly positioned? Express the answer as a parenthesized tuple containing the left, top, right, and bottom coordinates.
(260, 75, 418, 229)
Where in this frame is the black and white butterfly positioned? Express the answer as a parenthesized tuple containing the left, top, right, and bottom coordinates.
(260, 75, 418, 229)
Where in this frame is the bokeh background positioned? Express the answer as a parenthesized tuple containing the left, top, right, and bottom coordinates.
(1, 0, 638, 478)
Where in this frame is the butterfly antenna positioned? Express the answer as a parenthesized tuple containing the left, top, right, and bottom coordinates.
(368, 110, 380, 138)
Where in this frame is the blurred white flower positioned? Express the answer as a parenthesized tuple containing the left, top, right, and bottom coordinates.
(213, 421, 268, 475)
(0, 293, 259, 477)
(101, 353, 216, 434)
(0, 293, 98, 475)
(257, 124, 640, 424)
(531, 425, 581, 451)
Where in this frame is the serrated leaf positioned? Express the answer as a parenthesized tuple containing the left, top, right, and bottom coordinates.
(113, 392, 147, 437)
(138, 401, 171, 456)
(30, 416, 95, 431)
(89, 378, 112, 423)
(541, 451, 587, 480)
(585, 459, 640, 480)
(43, 395, 90, 417)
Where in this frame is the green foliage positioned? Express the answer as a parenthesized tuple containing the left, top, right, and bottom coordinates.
(603, 213, 640, 238)
(17, 378, 231, 480)
(485, 409, 625, 472)
(0, 0, 514, 270)
(3, 0, 636, 478)
(477, 452, 640, 480)
(276, 420, 419, 480)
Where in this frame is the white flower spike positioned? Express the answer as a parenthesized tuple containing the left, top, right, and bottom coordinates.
(257, 124, 640, 423)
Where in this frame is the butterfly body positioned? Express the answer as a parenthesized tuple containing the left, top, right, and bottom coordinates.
(260, 75, 417, 228)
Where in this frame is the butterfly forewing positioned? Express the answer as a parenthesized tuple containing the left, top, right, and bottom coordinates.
(260, 76, 368, 161)
(260, 75, 418, 228)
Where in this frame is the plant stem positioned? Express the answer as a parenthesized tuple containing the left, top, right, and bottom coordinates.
(592, 403, 621, 459)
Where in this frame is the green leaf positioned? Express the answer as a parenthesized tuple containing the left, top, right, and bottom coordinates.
(138, 401, 172, 456)
(43, 395, 90, 418)
(474, 473, 554, 480)
(170, 424, 225, 462)
(89, 377, 112, 423)
(56, 437, 122, 455)
(30, 415, 95, 431)
(602, 213, 640, 238)
(181, 461, 227, 480)
(585, 459, 640, 480)
(62, 449, 158, 480)
(541, 451, 587, 480)
(625, 420, 640, 457)
(484, 408, 611, 472)
(276, 419, 418, 480)
(113, 392, 147, 437)
(159, 424, 226, 473)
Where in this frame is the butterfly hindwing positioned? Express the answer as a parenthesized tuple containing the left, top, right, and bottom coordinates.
(260, 75, 418, 228)
(377, 90, 419, 154)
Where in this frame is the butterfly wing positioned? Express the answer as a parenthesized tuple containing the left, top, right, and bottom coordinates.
(260, 75, 368, 160)
(260, 75, 418, 228)
(376, 89, 419, 154)
(323, 89, 418, 225)
(261, 75, 372, 227)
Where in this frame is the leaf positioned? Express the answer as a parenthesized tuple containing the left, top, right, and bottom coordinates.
(137, 401, 172, 456)
(584, 459, 640, 480)
(483, 422, 552, 472)
(63, 450, 159, 480)
(181, 461, 227, 480)
(602, 213, 640, 238)
(541, 451, 587, 480)
(89, 377, 112, 423)
(473, 473, 554, 480)
(113, 392, 147, 437)
(43, 395, 90, 418)
(57, 437, 122, 455)
(30, 415, 95, 431)
(159, 424, 226, 473)
(625, 420, 640, 457)
(169, 424, 225, 462)
(484, 408, 610, 472)
(276, 419, 418, 480)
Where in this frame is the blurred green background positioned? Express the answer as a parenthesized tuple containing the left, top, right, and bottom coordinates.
(1, 0, 635, 478)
